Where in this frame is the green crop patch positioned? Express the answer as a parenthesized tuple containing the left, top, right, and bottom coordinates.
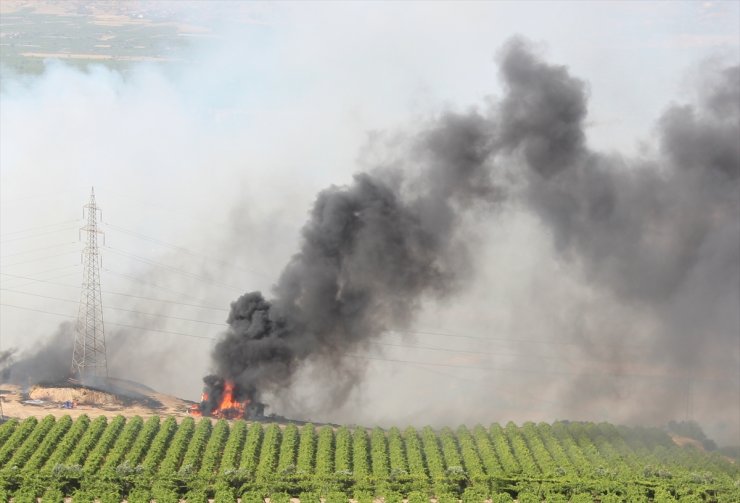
(0, 415, 737, 502)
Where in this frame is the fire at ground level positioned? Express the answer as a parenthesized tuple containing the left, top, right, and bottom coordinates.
(186, 376, 335, 425)
(188, 375, 266, 420)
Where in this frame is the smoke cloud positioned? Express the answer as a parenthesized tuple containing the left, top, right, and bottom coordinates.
(3, 322, 74, 384)
(2, 2, 737, 445)
(210, 37, 738, 442)
(494, 39, 739, 429)
(213, 112, 501, 403)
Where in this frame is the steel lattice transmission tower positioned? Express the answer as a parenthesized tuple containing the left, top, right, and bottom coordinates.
(72, 187, 108, 379)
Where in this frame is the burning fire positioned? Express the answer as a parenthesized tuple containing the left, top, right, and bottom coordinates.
(190, 379, 248, 419)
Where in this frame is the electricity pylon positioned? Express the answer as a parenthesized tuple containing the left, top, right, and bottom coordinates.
(71, 187, 108, 379)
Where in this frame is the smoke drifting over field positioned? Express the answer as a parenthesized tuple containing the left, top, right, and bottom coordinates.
(212, 37, 739, 433)
(2, 2, 738, 445)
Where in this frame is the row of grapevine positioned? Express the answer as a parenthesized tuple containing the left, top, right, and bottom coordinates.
(314, 426, 334, 478)
(240, 423, 263, 478)
(220, 420, 246, 474)
(42, 414, 89, 471)
(255, 423, 281, 481)
(23, 415, 73, 472)
(67, 416, 109, 467)
(1, 416, 738, 501)
(200, 419, 230, 478)
(159, 416, 195, 474)
(5, 415, 55, 470)
(180, 419, 212, 475)
(296, 424, 316, 476)
(91, 416, 138, 473)
(125, 416, 161, 466)
(277, 424, 299, 475)
(370, 427, 389, 482)
(142, 417, 178, 473)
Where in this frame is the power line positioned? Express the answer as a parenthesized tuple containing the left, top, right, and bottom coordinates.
(0, 219, 79, 238)
(0, 270, 655, 353)
(105, 221, 270, 280)
(0, 286, 652, 367)
(0, 241, 77, 259)
(104, 245, 245, 292)
(0, 286, 647, 371)
(102, 266, 224, 305)
(2, 269, 81, 290)
(0, 249, 80, 268)
(0, 272, 228, 312)
(0, 266, 80, 287)
(0, 187, 88, 207)
(1, 298, 734, 383)
(0, 288, 226, 326)
(0, 303, 217, 341)
(0, 224, 80, 244)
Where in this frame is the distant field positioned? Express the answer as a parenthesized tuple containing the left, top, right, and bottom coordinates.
(0, 415, 738, 502)
(0, 2, 198, 76)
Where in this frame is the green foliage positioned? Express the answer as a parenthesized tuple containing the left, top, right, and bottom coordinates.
(461, 486, 487, 503)
(270, 491, 292, 503)
(41, 486, 64, 503)
(490, 493, 513, 503)
(159, 416, 195, 474)
(515, 491, 539, 503)
(436, 493, 459, 503)
(570, 493, 594, 503)
(300, 490, 321, 503)
(179, 418, 212, 476)
(315, 425, 334, 478)
(242, 491, 266, 503)
(408, 490, 428, 503)
(353, 489, 373, 503)
(185, 487, 209, 503)
(0, 415, 738, 500)
(296, 424, 317, 476)
(127, 486, 152, 503)
(152, 483, 180, 503)
(200, 419, 230, 479)
(326, 490, 348, 503)
(382, 491, 403, 503)
(71, 489, 95, 503)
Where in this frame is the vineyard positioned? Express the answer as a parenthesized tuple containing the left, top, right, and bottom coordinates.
(0, 415, 738, 502)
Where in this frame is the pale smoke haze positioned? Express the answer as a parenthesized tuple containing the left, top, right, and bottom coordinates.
(1, 2, 738, 445)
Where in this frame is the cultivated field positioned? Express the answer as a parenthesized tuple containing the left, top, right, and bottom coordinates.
(0, 1, 201, 76)
(0, 415, 737, 502)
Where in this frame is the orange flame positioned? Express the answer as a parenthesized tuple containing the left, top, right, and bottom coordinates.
(189, 380, 248, 419)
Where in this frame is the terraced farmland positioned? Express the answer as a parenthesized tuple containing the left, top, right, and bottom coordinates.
(0, 415, 737, 502)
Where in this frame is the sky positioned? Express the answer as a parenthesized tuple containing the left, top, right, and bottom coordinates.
(1, 1, 739, 443)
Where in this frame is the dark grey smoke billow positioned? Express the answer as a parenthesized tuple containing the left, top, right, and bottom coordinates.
(212, 37, 739, 429)
(213, 117, 501, 402)
(493, 39, 739, 428)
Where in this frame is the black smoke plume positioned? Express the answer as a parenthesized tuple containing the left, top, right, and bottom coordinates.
(212, 37, 739, 424)
(495, 39, 739, 423)
(212, 115, 501, 402)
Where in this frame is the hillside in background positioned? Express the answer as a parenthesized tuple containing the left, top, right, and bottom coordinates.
(0, 415, 737, 502)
